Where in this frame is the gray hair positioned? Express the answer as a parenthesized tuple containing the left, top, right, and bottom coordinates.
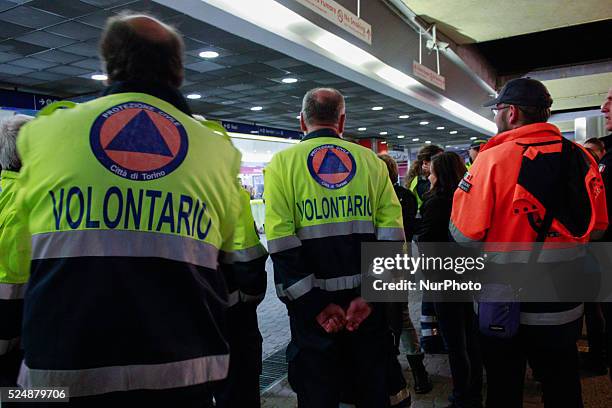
(0, 114, 32, 171)
(301, 87, 345, 126)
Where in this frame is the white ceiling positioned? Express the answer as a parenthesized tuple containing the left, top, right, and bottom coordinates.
(401, 0, 612, 44)
(543, 72, 612, 112)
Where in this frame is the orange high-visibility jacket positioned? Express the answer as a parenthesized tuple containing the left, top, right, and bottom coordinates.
(450, 123, 607, 263)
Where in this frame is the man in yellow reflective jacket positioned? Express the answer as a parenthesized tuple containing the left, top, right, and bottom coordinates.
(15, 14, 241, 406)
(215, 187, 268, 408)
(0, 114, 31, 386)
(265, 88, 410, 407)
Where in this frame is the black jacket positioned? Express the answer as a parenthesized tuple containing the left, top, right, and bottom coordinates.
(598, 145, 612, 242)
(417, 191, 453, 243)
(393, 184, 418, 241)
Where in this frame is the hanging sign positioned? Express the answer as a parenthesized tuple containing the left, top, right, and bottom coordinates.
(294, 0, 372, 44)
(413, 61, 446, 90)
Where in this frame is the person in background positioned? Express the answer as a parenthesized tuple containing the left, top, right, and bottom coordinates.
(0, 114, 32, 386)
(597, 86, 612, 380)
(584, 137, 606, 162)
(580, 137, 608, 376)
(217, 186, 268, 408)
(265, 87, 410, 407)
(379, 153, 433, 395)
(406, 145, 446, 357)
(584, 147, 600, 162)
(191, 116, 269, 407)
(417, 152, 483, 408)
(15, 13, 242, 406)
(406, 144, 444, 208)
(467, 139, 487, 168)
(379, 154, 418, 240)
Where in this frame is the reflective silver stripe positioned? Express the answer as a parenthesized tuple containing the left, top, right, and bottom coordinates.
(376, 227, 405, 241)
(420, 329, 438, 337)
(281, 274, 316, 300)
(227, 290, 266, 307)
(18, 354, 229, 397)
(277, 274, 361, 300)
(296, 220, 375, 240)
(0, 282, 27, 300)
(420, 315, 437, 323)
(389, 386, 411, 406)
(449, 220, 478, 243)
(228, 290, 240, 307)
(0, 337, 19, 355)
(240, 292, 265, 303)
(31, 230, 219, 270)
(222, 244, 267, 263)
(316, 274, 361, 291)
(485, 246, 586, 264)
(267, 235, 301, 254)
(520, 304, 584, 326)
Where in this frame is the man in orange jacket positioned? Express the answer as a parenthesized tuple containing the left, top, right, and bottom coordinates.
(450, 78, 608, 408)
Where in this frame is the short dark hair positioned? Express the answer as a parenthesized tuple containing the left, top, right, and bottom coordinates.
(430, 152, 467, 196)
(100, 12, 184, 88)
(584, 137, 605, 150)
(515, 105, 551, 125)
(302, 88, 345, 126)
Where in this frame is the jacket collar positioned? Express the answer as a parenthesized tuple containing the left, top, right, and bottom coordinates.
(101, 80, 192, 116)
(480, 122, 562, 153)
(301, 128, 341, 142)
(1, 170, 18, 191)
(0, 170, 18, 180)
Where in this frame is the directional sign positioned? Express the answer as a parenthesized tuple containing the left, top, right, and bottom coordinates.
(295, 0, 372, 44)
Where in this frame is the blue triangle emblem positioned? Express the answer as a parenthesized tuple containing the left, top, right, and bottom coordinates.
(318, 149, 348, 174)
(105, 110, 173, 157)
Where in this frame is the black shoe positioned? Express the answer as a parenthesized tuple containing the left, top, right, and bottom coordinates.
(406, 354, 433, 394)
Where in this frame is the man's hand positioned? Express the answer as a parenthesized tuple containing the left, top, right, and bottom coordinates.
(316, 303, 346, 333)
(345, 297, 371, 332)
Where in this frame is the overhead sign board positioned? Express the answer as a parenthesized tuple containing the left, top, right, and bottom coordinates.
(0, 89, 60, 111)
(221, 120, 302, 139)
(294, 0, 372, 44)
(412, 61, 446, 90)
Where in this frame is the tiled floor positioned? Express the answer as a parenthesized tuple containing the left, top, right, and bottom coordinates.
(257, 239, 612, 407)
(257, 255, 291, 359)
(260, 339, 612, 408)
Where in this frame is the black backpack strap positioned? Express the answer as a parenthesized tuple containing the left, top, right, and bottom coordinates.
(528, 138, 572, 263)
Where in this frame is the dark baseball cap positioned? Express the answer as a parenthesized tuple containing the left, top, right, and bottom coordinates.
(483, 78, 553, 108)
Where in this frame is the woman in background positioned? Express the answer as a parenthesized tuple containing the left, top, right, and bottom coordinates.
(417, 152, 482, 408)
(379, 154, 432, 395)
(405, 144, 444, 209)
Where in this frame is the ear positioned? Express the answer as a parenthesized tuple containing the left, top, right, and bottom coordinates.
(300, 113, 308, 133)
(337, 113, 346, 135)
(508, 105, 521, 126)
